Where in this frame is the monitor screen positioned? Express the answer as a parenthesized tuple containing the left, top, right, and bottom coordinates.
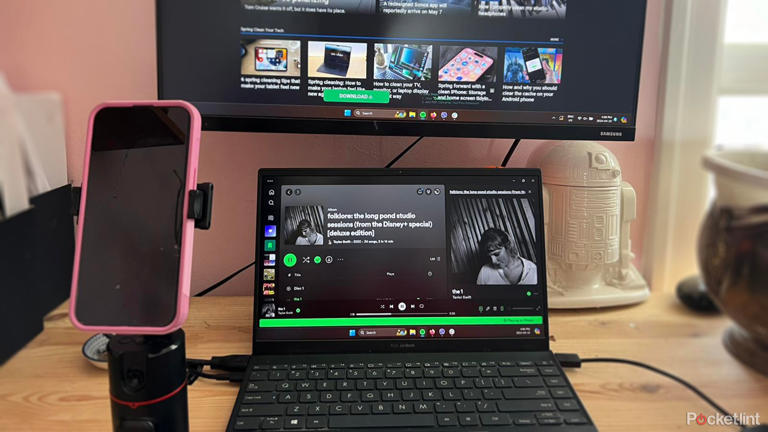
(157, 0, 646, 140)
(253, 169, 547, 345)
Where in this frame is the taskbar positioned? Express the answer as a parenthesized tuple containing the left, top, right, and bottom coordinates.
(195, 102, 633, 127)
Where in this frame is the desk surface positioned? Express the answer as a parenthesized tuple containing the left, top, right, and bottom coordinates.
(1, 293, 766, 431)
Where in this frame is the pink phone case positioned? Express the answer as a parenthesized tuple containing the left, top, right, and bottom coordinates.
(69, 100, 201, 335)
(438, 48, 494, 82)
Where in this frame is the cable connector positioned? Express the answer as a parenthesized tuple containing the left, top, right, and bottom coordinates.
(555, 352, 582, 368)
(210, 355, 250, 372)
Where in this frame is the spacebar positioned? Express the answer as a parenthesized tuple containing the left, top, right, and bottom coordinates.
(329, 415, 436, 428)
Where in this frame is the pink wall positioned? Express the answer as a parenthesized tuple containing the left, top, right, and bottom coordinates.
(0, 0, 662, 295)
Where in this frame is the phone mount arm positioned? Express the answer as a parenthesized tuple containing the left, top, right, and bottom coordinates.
(187, 183, 213, 230)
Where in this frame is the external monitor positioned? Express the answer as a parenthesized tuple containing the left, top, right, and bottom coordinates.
(157, 0, 647, 140)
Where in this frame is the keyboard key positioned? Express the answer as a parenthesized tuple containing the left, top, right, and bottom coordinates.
(249, 371, 267, 380)
(422, 390, 441, 401)
(268, 370, 287, 380)
(367, 369, 384, 379)
(517, 361, 534, 367)
(351, 403, 369, 414)
(306, 417, 327, 429)
(252, 364, 269, 370)
(316, 381, 334, 390)
(442, 390, 461, 401)
(234, 417, 261, 430)
(438, 414, 458, 426)
(277, 382, 294, 391)
(288, 370, 306, 380)
(271, 364, 289, 370)
(261, 417, 282, 430)
(416, 379, 433, 389)
(556, 399, 581, 411)
(308, 404, 328, 415)
(462, 368, 480, 377)
(393, 402, 411, 413)
(320, 391, 338, 402)
(493, 378, 513, 388)
(246, 382, 275, 392)
(536, 360, 555, 366)
(481, 413, 511, 425)
(435, 401, 454, 413)
(513, 377, 544, 388)
(381, 390, 399, 401)
(376, 380, 394, 390)
(330, 403, 347, 415)
(405, 369, 422, 378)
(474, 378, 493, 388)
(299, 392, 318, 403)
(482, 389, 502, 400)
(435, 379, 453, 389)
(476, 401, 495, 412)
(357, 380, 374, 390)
(278, 392, 297, 403)
(500, 367, 538, 377)
(480, 368, 498, 377)
(286, 404, 305, 415)
(296, 381, 314, 391)
(539, 367, 560, 376)
(386, 369, 403, 378)
(455, 401, 475, 413)
(455, 378, 473, 389)
(514, 416, 536, 425)
(242, 392, 275, 404)
(462, 389, 481, 400)
(238, 404, 283, 416)
(291, 364, 307, 370)
(284, 417, 304, 429)
(498, 400, 556, 412)
(414, 402, 433, 413)
(308, 370, 325, 379)
(403, 390, 419, 401)
(538, 417, 564, 425)
(459, 414, 479, 426)
(329, 414, 436, 428)
(347, 369, 363, 379)
(550, 388, 574, 398)
(424, 368, 440, 377)
(341, 391, 359, 402)
(503, 388, 549, 399)
(443, 368, 460, 377)
(386, 362, 403, 368)
(362, 391, 379, 401)
(372, 402, 391, 414)
(545, 377, 566, 387)
(397, 379, 414, 389)
(564, 414, 589, 425)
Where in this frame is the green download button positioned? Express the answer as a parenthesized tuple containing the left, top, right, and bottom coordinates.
(324, 89, 390, 104)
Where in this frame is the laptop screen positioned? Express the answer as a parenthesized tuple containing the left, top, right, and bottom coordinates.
(254, 169, 547, 343)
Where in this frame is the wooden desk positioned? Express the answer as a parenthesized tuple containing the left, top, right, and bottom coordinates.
(1, 294, 766, 431)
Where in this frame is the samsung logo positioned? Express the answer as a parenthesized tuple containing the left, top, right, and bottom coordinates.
(600, 131, 623, 137)
(390, 343, 416, 349)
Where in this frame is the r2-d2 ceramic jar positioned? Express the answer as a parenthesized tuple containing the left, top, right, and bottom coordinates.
(539, 141, 649, 308)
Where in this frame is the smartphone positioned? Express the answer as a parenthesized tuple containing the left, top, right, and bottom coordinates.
(522, 47, 546, 83)
(438, 48, 494, 82)
(70, 101, 201, 334)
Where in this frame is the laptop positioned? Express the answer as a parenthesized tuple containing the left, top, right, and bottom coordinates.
(316, 44, 352, 77)
(227, 168, 597, 431)
(377, 45, 429, 80)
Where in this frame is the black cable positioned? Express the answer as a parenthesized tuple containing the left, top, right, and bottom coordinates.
(386, 136, 424, 168)
(580, 357, 742, 428)
(500, 138, 522, 167)
(195, 260, 256, 297)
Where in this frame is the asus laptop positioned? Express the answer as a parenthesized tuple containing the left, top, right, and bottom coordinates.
(227, 168, 597, 431)
(316, 44, 352, 77)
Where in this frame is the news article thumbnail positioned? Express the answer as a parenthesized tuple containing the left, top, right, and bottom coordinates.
(284, 205, 326, 246)
(241, 39, 301, 77)
(503, 47, 563, 84)
(308, 41, 368, 79)
(241, 0, 376, 14)
(374, 44, 433, 81)
(448, 197, 537, 285)
(438, 46, 497, 82)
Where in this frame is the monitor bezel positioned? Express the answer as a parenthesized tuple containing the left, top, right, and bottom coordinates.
(155, 1, 646, 141)
(251, 168, 550, 355)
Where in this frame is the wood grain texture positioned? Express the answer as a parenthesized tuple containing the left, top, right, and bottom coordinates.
(1, 294, 765, 431)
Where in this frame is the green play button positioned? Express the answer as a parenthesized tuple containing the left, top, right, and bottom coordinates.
(283, 253, 297, 267)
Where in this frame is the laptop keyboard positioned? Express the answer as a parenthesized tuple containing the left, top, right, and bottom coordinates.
(233, 359, 590, 430)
